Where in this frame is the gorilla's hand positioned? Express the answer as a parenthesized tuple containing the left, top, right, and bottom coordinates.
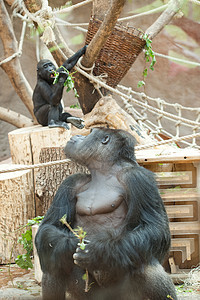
(73, 239, 90, 269)
(67, 116, 85, 129)
(57, 70, 68, 83)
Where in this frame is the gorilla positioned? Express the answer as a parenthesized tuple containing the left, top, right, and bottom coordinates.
(35, 128, 177, 300)
(32, 46, 86, 130)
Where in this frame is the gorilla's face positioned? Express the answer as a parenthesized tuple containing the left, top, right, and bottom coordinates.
(64, 128, 136, 168)
(37, 59, 56, 84)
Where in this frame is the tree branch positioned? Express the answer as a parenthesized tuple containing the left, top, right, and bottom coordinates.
(0, 107, 34, 128)
(0, 1, 36, 121)
(81, 0, 126, 68)
(145, 0, 185, 40)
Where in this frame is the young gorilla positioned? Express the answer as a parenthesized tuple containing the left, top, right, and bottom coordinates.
(35, 128, 177, 300)
(32, 46, 86, 130)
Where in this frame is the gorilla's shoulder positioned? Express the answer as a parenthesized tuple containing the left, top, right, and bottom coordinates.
(59, 172, 91, 190)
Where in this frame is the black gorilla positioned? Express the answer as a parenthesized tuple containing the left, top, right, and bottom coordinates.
(32, 46, 86, 130)
(35, 128, 177, 300)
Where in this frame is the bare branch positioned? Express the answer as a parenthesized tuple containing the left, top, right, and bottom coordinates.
(0, 107, 34, 128)
(145, 0, 185, 40)
(0, 1, 36, 121)
(81, 0, 126, 68)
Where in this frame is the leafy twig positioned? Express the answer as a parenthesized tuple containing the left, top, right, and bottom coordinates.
(137, 34, 156, 88)
(15, 216, 44, 270)
(53, 67, 79, 98)
(60, 214, 90, 292)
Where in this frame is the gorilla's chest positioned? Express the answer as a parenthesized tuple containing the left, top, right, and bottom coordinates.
(75, 178, 127, 233)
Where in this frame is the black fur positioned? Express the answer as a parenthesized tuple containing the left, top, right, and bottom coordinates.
(32, 46, 86, 129)
(35, 128, 177, 300)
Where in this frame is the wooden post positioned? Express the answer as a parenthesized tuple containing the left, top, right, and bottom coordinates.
(32, 224, 42, 283)
(0, 164, 35, 263)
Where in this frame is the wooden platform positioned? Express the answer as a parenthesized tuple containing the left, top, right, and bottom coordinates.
(137, 146, 200, 276)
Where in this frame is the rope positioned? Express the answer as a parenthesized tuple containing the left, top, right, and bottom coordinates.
(136, 132, 200, 150)
(118, 4, 168, 22)
(0, 131, 200, 174)
(0, 158, 71, 174)
(189, 0, 200, 5)
(0, 19, 27, 65)
(53, 0, 92, 14)
(118, 85, 200, 112)
(154, 52, 200, 67)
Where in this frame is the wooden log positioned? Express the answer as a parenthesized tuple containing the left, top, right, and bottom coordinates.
(36, 147, 88, 214)
(0, 164, 35, 264)
(8, 125, 72, 165)
(84, 96, 154, 144)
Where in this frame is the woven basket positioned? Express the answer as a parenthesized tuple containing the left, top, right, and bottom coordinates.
(85, 17, 146, 88)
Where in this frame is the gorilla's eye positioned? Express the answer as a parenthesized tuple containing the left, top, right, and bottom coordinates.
(101, 135, 110, 144)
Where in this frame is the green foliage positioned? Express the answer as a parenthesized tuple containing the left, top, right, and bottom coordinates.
(15, 216, 44, 270)
(137, 80, 145, 88)
(70, 103, 81, 109)
(53, 67, 79, 98)
(143, 34, 156, 71)
(137, 34, 156, 88)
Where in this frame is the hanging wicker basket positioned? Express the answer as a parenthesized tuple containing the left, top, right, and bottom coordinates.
(85, 17, 146, 88)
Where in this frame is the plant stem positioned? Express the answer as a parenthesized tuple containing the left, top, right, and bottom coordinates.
(60, 215, 90, 292)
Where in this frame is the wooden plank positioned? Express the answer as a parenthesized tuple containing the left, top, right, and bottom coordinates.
(161, 188, 199, 201)
(169, 222, 200, 234)
(166, 205, 193, 218)
(171, 238, 195, 261)
(169, 257, 177, 274)
(136, 148, 200, 164)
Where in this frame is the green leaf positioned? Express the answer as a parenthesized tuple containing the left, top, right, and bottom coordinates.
(15, 254, 33, 270)
(60, 214, 67, 224)
(82, 273, 87, 281)
(143, 68, 148, 77)
(137, 81, 145, 88)
(73, 88, 79, 98)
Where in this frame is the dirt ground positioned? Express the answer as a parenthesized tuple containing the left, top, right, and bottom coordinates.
(0, 264, 199, 300)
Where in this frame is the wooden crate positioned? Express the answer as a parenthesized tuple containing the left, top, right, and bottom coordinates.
(137, 147, 200, 275)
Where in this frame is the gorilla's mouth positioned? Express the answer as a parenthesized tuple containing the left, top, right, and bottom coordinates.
(50, 73, 55, 78)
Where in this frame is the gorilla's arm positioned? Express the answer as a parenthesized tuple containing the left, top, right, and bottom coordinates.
(35, 173, 90, 276)
(74, 166, 170, 273)
(37, 78, 65, 106)
(62, 45, 87, 72)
